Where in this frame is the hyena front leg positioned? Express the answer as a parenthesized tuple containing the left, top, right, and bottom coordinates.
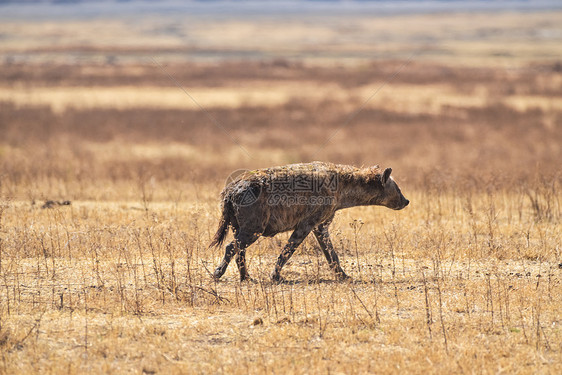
(271, 224, 314, 282)
(313, 223, 349, 281)
(214, 232, 259, 281)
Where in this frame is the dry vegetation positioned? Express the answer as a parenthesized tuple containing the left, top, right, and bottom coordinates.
(1, 8, 562, 375)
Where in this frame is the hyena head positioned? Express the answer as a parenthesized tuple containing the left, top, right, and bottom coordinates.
(377, 168, 409, 210)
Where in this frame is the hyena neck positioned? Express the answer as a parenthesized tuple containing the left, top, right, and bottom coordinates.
(336, 176, 381, 209)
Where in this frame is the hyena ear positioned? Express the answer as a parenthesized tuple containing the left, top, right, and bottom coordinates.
(382, 168, 392, 184)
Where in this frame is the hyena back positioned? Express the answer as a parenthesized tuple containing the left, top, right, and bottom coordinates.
(210, 161, 409, 282)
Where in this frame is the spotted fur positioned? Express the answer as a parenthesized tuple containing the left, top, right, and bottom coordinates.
(210, 161, 409, 282)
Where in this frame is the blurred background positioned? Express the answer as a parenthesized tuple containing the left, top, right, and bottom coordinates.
(1, 0, 561, 201)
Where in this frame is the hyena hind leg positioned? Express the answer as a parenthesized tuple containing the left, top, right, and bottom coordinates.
(213, 241, 237, 280)
(235, 248, 251, 282)
(214, 232, 259, 281)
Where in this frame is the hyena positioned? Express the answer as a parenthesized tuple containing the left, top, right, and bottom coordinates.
(210, 161, 409, 282)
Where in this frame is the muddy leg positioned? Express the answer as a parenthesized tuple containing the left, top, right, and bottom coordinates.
(235, 232, 260, 281)
(313, 223, 349, 280)
(235, 249, 249, 281)
(214, 241, 237, 280)
(214, 232, 259, 281)
(271, 224, 314, 282)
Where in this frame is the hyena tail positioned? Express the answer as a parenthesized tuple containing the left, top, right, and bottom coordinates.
(209, 199, 233, 248)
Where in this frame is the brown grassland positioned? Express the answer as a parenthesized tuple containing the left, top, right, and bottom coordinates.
(0, 9, 562, 375)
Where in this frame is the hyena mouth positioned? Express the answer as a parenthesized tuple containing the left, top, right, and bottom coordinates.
(394, 199, 410, 210)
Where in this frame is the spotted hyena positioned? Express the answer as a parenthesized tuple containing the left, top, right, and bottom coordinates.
(210, 161, 409, 282)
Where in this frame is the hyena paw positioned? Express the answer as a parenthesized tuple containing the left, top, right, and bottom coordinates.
(271, 272, 284, 284)
(336, 271, 350, 281)
(239, 274, 256, 283)
(242, 277, 257, 284)
(213, 267, 225, 280)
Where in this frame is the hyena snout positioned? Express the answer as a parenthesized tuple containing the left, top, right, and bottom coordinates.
(390, 195, 409, 210)
(401, 197, 410, 209)
(386, 189, 409, 210)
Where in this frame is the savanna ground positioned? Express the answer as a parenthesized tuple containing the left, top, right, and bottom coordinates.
(0, 7, 561, 374)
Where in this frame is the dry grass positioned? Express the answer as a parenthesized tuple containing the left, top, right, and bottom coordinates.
(2, 81, 562, 116)
(1, 8, 562, 374)
(0, 188, 560, 374)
